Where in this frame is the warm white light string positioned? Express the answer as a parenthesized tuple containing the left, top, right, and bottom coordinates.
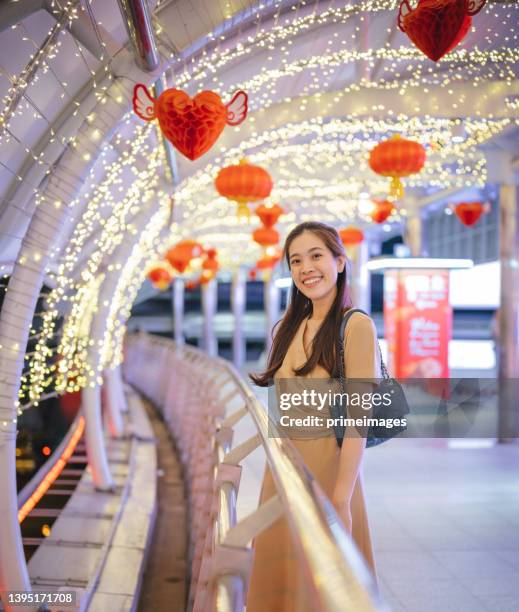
(2, 0, 516, 408)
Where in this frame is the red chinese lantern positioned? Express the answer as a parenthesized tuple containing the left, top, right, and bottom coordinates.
(165, 240, 203, 274)
(257, 254, 281, 270)
(454, 201, 486, 226)
(398, 0, 486, 62)
(215, 159, 273, 219)
(133, 85, 248, 160)
(148, 267, 172, 291)
(252, 226, 279, 247)
(370, 200, 396, 224)
(255, 203, 284, 227)
(339, 227, 364, 246)
(369, 135, 426, 199)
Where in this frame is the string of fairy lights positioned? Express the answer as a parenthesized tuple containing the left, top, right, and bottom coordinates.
(171, 115, 507, 239)
(24, 117, 169, 404)
(101, 206, 171, 370)
(55, 153, 166, 393)
(0, 2, 115, 187)
(1, 0, 517, 407)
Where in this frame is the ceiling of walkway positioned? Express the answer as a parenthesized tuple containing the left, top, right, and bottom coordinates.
(1, 0, 518, 408)
(1, 0, 518, 272)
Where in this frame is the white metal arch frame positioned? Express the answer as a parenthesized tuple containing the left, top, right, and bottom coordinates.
(0, 48, 168, 605)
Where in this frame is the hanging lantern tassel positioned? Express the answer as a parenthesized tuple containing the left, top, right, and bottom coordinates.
(389, 177, 404, 200)
(237, 201, 251, 221)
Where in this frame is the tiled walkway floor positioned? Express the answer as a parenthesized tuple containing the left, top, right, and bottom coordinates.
(364, 438, 519, 611)
(238, 364, 519, 612)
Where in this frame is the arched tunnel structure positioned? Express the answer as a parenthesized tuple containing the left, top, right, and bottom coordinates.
(1, 1, 518, 610)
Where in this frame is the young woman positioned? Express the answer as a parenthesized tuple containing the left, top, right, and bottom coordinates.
(247, 221, 381, 611)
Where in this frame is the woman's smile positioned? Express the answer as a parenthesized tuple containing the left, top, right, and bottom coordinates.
(302, 275, 323, 287)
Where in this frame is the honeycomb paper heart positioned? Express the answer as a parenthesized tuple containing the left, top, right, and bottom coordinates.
(133, 85, 248, 161)
(398, 0, 479, 62)
(156, 90, 228, 161)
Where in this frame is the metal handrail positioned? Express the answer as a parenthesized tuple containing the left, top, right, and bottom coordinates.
(124, 332, 388, 612)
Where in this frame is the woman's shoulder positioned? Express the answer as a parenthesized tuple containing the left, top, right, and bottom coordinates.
(342, 309, 377, 338)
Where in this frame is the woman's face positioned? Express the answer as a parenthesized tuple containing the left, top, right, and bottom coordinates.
(288, 231, 345, 303)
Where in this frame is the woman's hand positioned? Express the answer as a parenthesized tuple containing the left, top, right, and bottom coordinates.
(331, 491, 352, 534)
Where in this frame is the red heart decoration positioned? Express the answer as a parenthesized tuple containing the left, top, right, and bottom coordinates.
(155, 90, 227, 160)
(445, 14, 472, 54)
(399, 0, 472, 62)
(454, 202, 484, 226)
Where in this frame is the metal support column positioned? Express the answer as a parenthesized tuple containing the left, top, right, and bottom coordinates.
(231, 268, 246, 369)
(405, 214, 424, 257)
(498, 181, 519, 443)
(347, 240, 371, 312)
(172, 277, 185, 346)
(264, 277, 280, 357)
(201, 278, 218, 357)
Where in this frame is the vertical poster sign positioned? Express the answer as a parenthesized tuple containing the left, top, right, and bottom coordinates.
(384, 269, 451, 379)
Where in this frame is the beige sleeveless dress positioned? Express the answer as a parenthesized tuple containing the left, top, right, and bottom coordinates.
(247, 311, 381, 611)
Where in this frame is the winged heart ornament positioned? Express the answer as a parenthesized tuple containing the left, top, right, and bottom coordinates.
(133, 85, 248, 160)
(398, 0, 486, 62)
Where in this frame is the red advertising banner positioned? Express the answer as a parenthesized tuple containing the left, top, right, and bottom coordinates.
(384, 269, 451, 380)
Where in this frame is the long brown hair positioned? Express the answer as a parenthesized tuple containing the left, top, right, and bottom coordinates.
(249, 221, 352, 386)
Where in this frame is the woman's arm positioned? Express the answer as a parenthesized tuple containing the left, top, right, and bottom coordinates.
(332, 381, 375, 531)
(331, 313, 381, 531)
